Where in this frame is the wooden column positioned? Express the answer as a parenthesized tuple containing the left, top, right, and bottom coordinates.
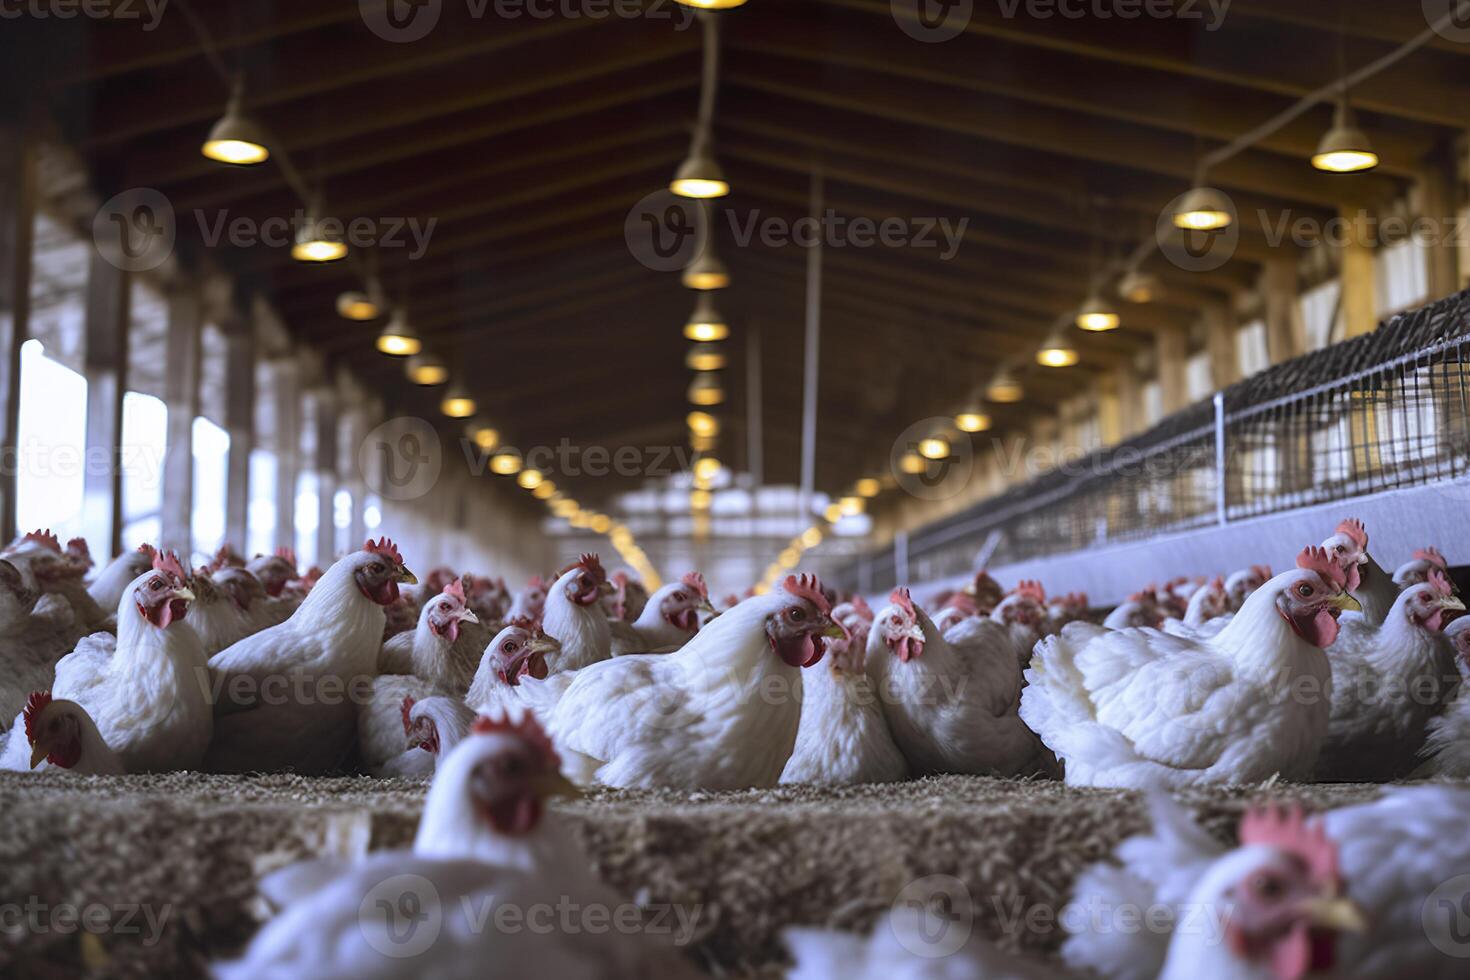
(81, 250, 130, 560)
(1263, 257, 1306, 363)
(1339, 206, 1378, 337)
(159, 282, 202, 555)
(313, 389, 338, 564)
(1202, 301, 1239, 392)
(1155, 330, 1188, 415)
(1417, 156, 1461, 300)
(221, 326, 255, 550)
(271, 357, 300, 553)
(0, 122, 35, 545)
(343, 405, 371, 548)
(1095, 375, 1124, 446)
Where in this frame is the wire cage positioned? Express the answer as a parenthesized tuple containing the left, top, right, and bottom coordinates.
(840, 288, 1470, 593)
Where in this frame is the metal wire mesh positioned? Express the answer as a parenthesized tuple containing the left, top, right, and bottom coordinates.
(840, 289, 1470, 592)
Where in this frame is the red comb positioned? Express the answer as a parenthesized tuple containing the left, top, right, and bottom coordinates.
(444, 577, 466, 602)
(505, 616, 544, 636)
(153, 550, 188, 583)
(471, 711, 560, 770)
(137, 543, 157, 561)
(1335, 518, 1368, 550)
(1211, 576, 1225, 591)
(364, 537, 404, 566)
(681, 571, 708, 600)
(848, 594, 874, 621)
(274, 547, 298, 567)
(611, 571, 631, 586)
(888, 586, 916, 618)
(400, 695, 416, 736)
(23, 530, 61, 552)
(65, 538, 91, 561)
(1239, 803, 1340, 886)
(1414, 547, 1448, 570)
(23, 690, 51, 743)
(1015, 580, 1047, 602)
(943, 591, 979, 616)
(563, 553, 606, 584)
(528, 574, 547, 591)
(1252, 564, 1273, 582)
(1428, 567, 1456, 597)
(1296, 546, 1347, 591)
(781, 574, 832, 615)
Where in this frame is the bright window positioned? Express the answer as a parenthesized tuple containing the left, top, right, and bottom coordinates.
(295, 470, 319, 568)
(15, 339, 86, 540)
(120, 391, 167, 549)
(247, 448, 278, 558)
(190, 417, 230, 564)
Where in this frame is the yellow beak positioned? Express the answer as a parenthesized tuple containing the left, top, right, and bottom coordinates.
(173, 586, 196, 602)
(1330, 592, 1362, 612)
(1442, 596, 1467, 612)
(697, 598, 716, 615)
(534, 768, 583, 799)
(598, 581, 615, 596)
(820, 621, 847, 639)
(529, 635, 562, 656)
(1300, 896, 1367, 933)
(398, 566, 418, 585)
(29, 739, 48, 769)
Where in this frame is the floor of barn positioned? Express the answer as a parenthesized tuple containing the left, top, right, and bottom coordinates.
(0, 773, 1416, 977)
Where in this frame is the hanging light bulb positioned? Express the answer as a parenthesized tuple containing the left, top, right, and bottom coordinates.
(899, 452, 926, 475)
(687, 372, 725, 406)
(682, 243, 730, 290)
(690, 488, 713, 510)
(532, 480, 557, 499)
(675, 0, 747, 7)
(440, 381, 476, 418)
(918, 434, 950, 460)
(854, 477, 881, 498)
(693, 456, 721, 481)
(517, 468, 544, 490)
(683, 291, 730, 342)
(201, 85, 270, 165)
(671, 136, 730, 199)
(800, 526, 823, 548)
(336, 290, 380, 321)
(551, 497, 577, 517)
(1311, 94, 1378, 173)
(955, 410, 991, 433)
(689, 433, 716, 452)
(375, 309, 422, 356)
(1036, 330, 1080, 368)
(985, 370, 1024, 403)
(1075, 293, 1121, 332)
(838, 496, 864, 516)
(405, 352, 448, 386)
(1118, 270, 1163, 305)
(686, 342, 727, 371)
(466, 418, 499, 451)
(686, 410, 720, 438)
(291, 206, 348, 263)
(490, 448, 523, 476)
(1172, 185, 1234, 231)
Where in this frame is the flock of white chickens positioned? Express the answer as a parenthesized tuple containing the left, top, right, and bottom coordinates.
(2, 516, 1468, 978)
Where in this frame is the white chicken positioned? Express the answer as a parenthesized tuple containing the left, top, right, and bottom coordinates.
(1392, 545, 1451, 589)
(543, 573, 843, 789)
(86, 543, 156, 614)
(0, 556, 67, 726)
(1161, 575, 1230, 639)
(463, 573, 510, 624)
(217, 713, 699, 979)
(1064, 786, 1467, 980)
(609, 571, 714, 655)
(371, 694, 476, 777)
(464, 619, 563, 715)
(781, 620, 907, 785)
(205, 538, 416, 775)
(1321, 517, 1399, 626)
(1224, 563, 1272, 612)
(1103, 590, 1162, 630)
(4, 529, 107, 636)
(1021, 547, 1359, 788)
(1417, 615, 1470, 776)
(989, 580, 1051, 666)
(50, 550, 212, 773)
(866, 588, 1050, 777)
(539, 554, 613, 673)
(1, 690, 124, 774)
(1314, 567, 1463, 781)
(245, 547, 299, 599)
(505, 573, 549, 621)
(359, 579, 484, 774)
(831, 594, 874, 635)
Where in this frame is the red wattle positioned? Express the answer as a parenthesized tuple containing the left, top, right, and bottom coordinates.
(772, 632, 815, 667)
(667, 607, 698, 632)
(1285, 606, 1340, 648)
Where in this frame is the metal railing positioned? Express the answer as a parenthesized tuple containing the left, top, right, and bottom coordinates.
(839, 288, 1470, 592)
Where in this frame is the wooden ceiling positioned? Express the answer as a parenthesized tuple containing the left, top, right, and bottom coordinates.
(10, 0, 1468, 511)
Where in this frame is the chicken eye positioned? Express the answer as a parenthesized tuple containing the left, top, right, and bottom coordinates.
(788, 607, 806, 621)
(503, 640, 519, 653)
(148, 577, 163, 590)
(1297, 584, 1313, 598)
(1250, 872, 1285, 899)
(1335, 544, 1347, 554)
(672, 592, 686, 602)
(368, 562, 384, 575)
